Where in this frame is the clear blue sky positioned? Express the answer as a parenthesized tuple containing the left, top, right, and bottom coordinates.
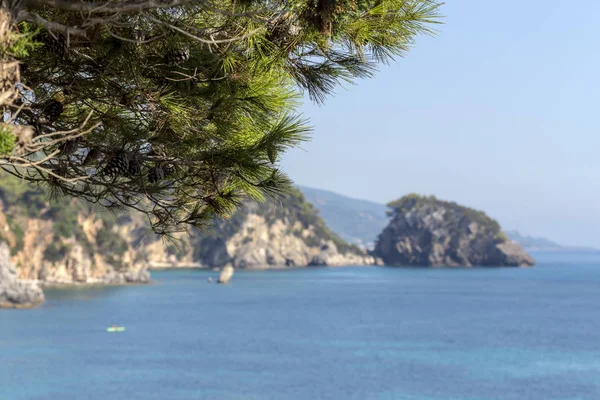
(281, 0, 600, 248)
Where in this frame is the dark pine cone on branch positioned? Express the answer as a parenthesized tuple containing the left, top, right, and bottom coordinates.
(39, 33, 67, 56)
(126, 156, 143, 177)
(165, 46, 190, 65)
(102, 152, 130, 178)
(147, 165, 165, 183)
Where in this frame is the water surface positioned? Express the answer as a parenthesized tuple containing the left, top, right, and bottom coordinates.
(1, 252, 599, 400)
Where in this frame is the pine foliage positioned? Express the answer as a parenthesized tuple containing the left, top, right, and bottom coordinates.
(0, 0, 442, 234)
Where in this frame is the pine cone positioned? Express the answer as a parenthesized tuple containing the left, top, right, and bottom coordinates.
(119, 93, 143, 108)
(59, 139, 78, 156)
(42, 100, 64, 122)
(42, 33, 67, 56)
(127, 156, 142, 177)
(267, 14, 291, 43)
(103, 152, 130, 177)
(82, 148, 102, 166)
(147, 166, 165, 183)
(165, 46, 190, 65)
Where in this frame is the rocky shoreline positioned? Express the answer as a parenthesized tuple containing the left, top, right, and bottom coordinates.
(34, 271, 152, 287)
(0, 243, 45, 308)
(147, 262, 204, 270)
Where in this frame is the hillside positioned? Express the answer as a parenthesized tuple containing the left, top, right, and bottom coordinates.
(189, 188, 378, 268)
(373, 194, 535, 267)
(298, 186, 389, 249)
(0, 177, 376, 291)
(506, 230, 600, 253)
(0, 177, 151, 285)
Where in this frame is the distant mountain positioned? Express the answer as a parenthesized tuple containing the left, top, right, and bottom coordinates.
(506, 230, 599, 253)
(297, 186, 389, 249)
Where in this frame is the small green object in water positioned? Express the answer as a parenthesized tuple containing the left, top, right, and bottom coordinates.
(106, 326, 125, 332)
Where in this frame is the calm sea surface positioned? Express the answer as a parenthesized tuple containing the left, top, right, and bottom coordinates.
(1, 252, 600, 400)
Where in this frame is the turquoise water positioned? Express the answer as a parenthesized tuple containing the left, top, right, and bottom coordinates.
(1, 252, 600, 400)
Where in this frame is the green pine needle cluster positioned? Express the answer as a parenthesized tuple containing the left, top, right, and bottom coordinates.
(0, 125, 15, 155)
(2, 0, 442, 234)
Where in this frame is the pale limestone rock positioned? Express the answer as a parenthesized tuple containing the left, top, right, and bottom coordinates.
(0, 242, 44, 308)
(217, 265, 234, 284)
(213, 214, 378, 269)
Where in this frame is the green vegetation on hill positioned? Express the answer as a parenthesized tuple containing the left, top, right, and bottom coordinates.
(387, 193, 507, 242)
(194, 187, 360, 255)
(0, 176, 130, 264)
(374, 194, 534, 267)
(299, 186, 389, 247)
(0, 176, 362, 268)
(259, 188, 359, 254)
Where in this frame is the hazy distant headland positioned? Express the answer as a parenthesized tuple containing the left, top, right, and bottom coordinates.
(299, 186, 595, 256)
(505, 230, 599, 253)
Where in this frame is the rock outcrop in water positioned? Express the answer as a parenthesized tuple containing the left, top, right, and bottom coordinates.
(0, 243, 44, 308)
(372, 194, 535, 267)
(217, 265, 234, 284)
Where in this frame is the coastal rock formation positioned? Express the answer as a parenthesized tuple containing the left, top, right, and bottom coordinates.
(0, 179, 150, 285)
(191, 190, 380, 269)
(0, 243, 44, 308)
(217, 265, 234, 284)
(373, 194, 535, 267)
(0, 178, 377, 289)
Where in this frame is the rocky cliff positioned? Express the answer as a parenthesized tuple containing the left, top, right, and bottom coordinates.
(189, 189, 379, 268)
(0, 178, 377, 289)
(372, 194, 535, 267)
(0, 242, 44, 308)
(0, 178, 151, 285)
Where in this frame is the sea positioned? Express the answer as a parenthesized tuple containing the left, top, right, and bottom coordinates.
(1, 251, 600, 400)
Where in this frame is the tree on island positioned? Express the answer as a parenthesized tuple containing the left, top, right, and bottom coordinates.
(0, 0, 441, 234)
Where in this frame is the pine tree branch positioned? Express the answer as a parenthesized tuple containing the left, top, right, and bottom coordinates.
(17, 10, 88, 37)
(25, 0, 194, 13)
(147, 15, 266, 46)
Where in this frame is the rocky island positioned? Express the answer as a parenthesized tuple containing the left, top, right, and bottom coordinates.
(372, 194, 535, 267)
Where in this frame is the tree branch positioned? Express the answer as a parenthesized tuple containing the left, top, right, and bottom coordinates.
(147, 15, 265, 46)
(18, 10, 88, 37)
(25, 0, 194, 13)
